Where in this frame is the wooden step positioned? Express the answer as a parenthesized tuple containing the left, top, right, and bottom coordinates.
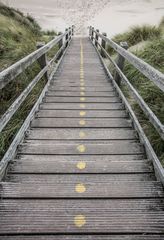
(31, 118, 131, 128)
(27, 129, 137, 140)
(19, 141, 144, 155)
(0, 181, 163, 198)
(36, 110, 127, 118)
(9, 156, 152, 173)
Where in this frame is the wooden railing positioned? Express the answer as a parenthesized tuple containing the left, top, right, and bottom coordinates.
(0, 26, 74, 133)
(89, 26, 164, 184)
(0, 26, 74, 178)
(89, 27, 164, 140)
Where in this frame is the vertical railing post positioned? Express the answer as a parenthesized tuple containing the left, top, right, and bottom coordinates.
(89, 26, 92, 37)
(72, 25, 74, 36)
(114, 41, 129, 86)
(95, 29, 99, 48)
(101, 33, 107, 58)
(36, 42, 48, 80)
(57, 32, 63, 60)
(91, 27, 94, 42)
(65, 28, 69, 48)
(69, 27, 72, 41)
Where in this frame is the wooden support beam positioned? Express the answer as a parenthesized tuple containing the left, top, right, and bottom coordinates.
(91, 27, 94, 41)
(101, 32, 107, 58)
(114, 42, 129, 86)
(95, 29, 99, 47)
(36, 42, 49, 81)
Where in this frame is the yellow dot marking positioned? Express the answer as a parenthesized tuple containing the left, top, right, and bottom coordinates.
(77, 161, 86, 170)
(81, 87, 85, 91)
(80, 104, 85, 108)
(75, 183, 86, 193)
(80, 92, 85, 96)
(74, 215, 86, 228)
(79, 131, 86, 138)
(80, 97, 85, 101)
(80, 83, 85, 86)
(77, 144, 86, 153)
(79, 120, 86, 126)
(80, 111, 86, 117)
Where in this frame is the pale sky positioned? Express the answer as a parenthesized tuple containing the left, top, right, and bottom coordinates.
(1, 0, 164, 36)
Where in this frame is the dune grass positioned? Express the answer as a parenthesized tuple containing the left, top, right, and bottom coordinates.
(107, 25, 162, 55)
(107, 19, 164, 165)
(0, 4, 58, 159)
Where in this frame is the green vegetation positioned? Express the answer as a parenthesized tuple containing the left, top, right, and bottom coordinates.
(108, 25, 161, 55)
(107, 18, 164, 165)
(0, 3, 57, 159)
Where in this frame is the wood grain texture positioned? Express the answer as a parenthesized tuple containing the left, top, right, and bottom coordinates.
(0, 37, 164, 238)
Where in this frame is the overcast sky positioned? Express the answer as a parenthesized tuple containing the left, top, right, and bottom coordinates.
(1, 0, 164, 36)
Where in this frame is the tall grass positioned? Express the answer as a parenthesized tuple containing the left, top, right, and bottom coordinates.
(123, 39, 164, 165)
(0, 4, 57, 159)
(107, 25, 162, 55)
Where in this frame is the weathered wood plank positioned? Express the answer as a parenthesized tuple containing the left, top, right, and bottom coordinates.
(6, 173, 155, 183)
(44, 96, 121, 103)
(31, 118, 131, 128)
(49, 86, 114, 91)
(0, 181, 163, 198)
(37, 110, 127, 118)
(40, 103, 125, 110)
(1, 235, 164, 240)
(46, 91, 116, 97)
(20, 141, 144, 155)
(9, 157, 152, 173)
(27, 129, 137, 140)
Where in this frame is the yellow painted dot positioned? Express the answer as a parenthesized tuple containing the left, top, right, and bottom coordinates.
(80, 111, 86, 117)
(75, 183, 86, 193)
(79, 120, 86, 126)
(80, 104, 85, 108)
(77, 144, 86, 153)
(81, 87, 85, 91)
(77, 161, 86, 170)
(80, 92, 85, 96)
(74, 215, 86, 228)
(79, 131, 86, 138)
(80, 83, 85, 86)
(80, 97, 86, 101)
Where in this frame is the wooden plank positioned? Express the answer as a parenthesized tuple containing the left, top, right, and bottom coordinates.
(1, 235, 164, 240)
(6, 173, 155, 183)
(37, 110, 127, 118)
(49, 86, 114, 91)
(46, 91, 116, 97)
(0, 181, 163, 198)
(1, 199, 164, 211)
(27, 129, 137, 140)
(31, 118, 131, 128)
(20, 141, 144, 155)
(40, 103, 124, 110)
(44, 96, 121, 103)
(9, 157, 152, 173)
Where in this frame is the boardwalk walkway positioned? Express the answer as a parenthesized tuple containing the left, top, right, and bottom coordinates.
(0, 38, 164, 239)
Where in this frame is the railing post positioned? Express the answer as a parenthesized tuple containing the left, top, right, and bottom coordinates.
(36, 42, 48, 80)
(89, 26, 92, 37)
(57, 32, 63, 60)
(114, 41, 129, 86)
(100, 33, 107, 58)
(72, 25, 74, 36)
(95, 29, 99, 48)
(69, 27, 72, 41)
(65, 28, 69, 48)
(91, 27, 94, 41)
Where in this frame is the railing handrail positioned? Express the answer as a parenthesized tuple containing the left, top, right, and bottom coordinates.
(91, 27, 164, 92)
(0, 28, 73, 90)
(89, 27, 164, 185)
(89, 26, 164, 140)
(0, 26, 74, 133)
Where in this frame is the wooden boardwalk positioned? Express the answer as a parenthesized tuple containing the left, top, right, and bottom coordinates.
(0, 38, 164, 239)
